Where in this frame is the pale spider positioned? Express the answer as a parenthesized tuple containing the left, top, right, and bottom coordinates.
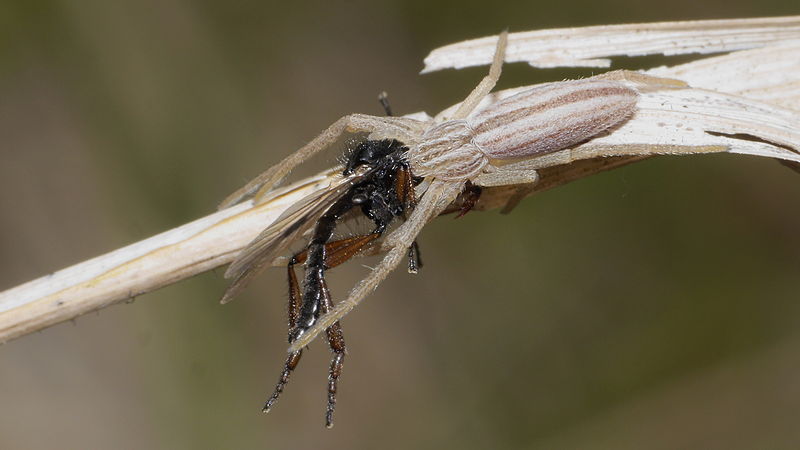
(219, 31, 640, 426)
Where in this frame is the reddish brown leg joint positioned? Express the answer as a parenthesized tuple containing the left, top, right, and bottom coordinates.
(318, 276, 345, 428)
(263, 257, 304, 414)
(456, 181, 482, 218)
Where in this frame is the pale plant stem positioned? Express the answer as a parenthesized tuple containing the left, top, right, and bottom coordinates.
(0, 172, 338, 343)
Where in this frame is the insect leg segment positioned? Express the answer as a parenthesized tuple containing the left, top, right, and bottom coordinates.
(318, 276, 345, 428)
(407, 242, 423, 274)
(455, 181, 483, 218)
(394, 162, 425, 272)
(292, 234, 387, 318)
(378, 91, 393, 117)
(295, 191, 363, 335)
(263, 350, 303, 414)
(262, 256, 305, 415)
(263, 194, 360, 418)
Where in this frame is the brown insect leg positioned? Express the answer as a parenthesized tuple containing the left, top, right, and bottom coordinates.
(263, 256, 304, 413)
(263, 233, 380, 418)
(407, 241, 423, 274)
(396, 164, 424, 273)
(381, 92, 423, 274)
(319, 234, 381, 269)
(455, 181, 482, 218)
(318, 276, 345, 428)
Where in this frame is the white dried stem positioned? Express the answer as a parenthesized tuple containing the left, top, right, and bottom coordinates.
(0, 170, 341, 343)
(646, 42, 800, 109)
(423, 16, 800, 72)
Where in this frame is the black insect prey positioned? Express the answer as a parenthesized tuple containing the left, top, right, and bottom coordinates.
(263, 137, 423, 427)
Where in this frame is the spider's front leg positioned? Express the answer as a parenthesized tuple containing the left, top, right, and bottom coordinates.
(439, 30, 507, 121)
(218, 114, 422, 209)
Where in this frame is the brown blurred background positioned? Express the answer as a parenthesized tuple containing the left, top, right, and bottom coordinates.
(2, 1, 800, 449)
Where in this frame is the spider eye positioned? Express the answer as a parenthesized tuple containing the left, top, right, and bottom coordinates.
(352, 194, 367, 204)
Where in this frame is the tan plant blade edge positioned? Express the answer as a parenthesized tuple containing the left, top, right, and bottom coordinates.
(422, 16, 800, 72)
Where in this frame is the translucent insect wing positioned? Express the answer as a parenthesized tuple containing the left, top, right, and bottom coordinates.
(220, 170, 368, 304)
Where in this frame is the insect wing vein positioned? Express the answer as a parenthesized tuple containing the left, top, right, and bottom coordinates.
(220, 171, 368, 304)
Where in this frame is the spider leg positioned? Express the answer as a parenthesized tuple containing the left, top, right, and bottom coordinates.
(473, 166, 540, 187)
(450, 30, 508, 120)
(218, 114, 419, 208)
(289, 179, 464, 352)
(254, 115, 424, 203)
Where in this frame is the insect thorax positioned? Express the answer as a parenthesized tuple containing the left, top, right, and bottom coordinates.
(343, 139, 407, 175)
(407, 120, 487, 181)
(341, 139, 414, 230)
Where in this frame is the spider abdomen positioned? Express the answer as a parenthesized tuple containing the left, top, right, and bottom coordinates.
(468, 79, 639, 159)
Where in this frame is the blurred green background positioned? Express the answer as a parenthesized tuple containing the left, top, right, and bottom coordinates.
(2, 1, 799, 449)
